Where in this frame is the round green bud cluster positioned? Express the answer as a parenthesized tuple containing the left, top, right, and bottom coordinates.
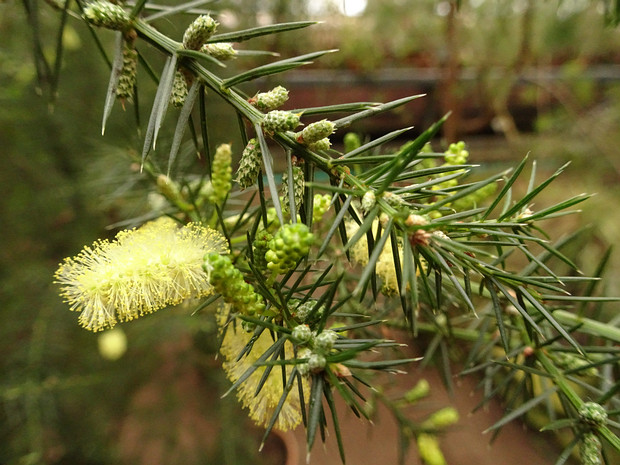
(312, 194, 331, 222)
(343, 132, 361, 153)
(361, 191, 376, 213)
(580, 433, 602, 465)
(313, 329, 338, 352)
(423, 407, 459, 429)
(262, 110, 301, 133)
(83, 1, 131, 30)
(210, 143, 232, 204)
(200, 42, 237, 60)
(250, 86, 289, 112)
(296, 119, 335, 145)
(265, 223, 314, 274)
(403, 379, 430, 404)
(444, 141, 469, 165)
(203, 253, 265, 316)
(116, 44, 138, 102)
(292, 324, 313, 343)
(308, 138, 332, 151)
(252, 230, 272, 273)
(578, 402, 608, 427)
(307, 353, 327, 371)
(235, 138, 262, 189)
(170, 70, 189, 108)
(183, 15, 218, 50)
(290, 299, 324, 324)
(281, 165, 305, 214)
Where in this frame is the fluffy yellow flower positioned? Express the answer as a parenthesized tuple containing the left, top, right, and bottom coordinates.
(55, 217, 227, 331)
(218, 307, 305, 431)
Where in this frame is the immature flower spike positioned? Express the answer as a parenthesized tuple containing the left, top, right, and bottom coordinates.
(55, 218, 227, 331)
(249, 86, 289, 112)
(218, 307, 306, 431)
(83, 1, 131, 30)
(116, 44, 138, 102)
(200, 42, 237, 60)
(210, 143, 232, 204)
(296, 119, 335, 145)
(308, 137, 331, 152)
(281, 165, 305, 214)
(262, 110, 301, 133)
(235, 138, 262, 189)
(170, 70, 189, 108)
(265, 223, 314, 275)
(312, 194, 331, 222)
(183, 15, 218, 50)
(580, 433, 602, 465)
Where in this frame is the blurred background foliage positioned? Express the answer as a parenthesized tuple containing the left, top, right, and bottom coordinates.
(1, 0, 620, 464)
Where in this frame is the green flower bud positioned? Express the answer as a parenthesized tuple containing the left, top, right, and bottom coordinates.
(250, 86, 289, 112)
(444, 141, 469, 165)
(296, 119, 335, 145)
(203, 253, 265, 316)
(251, 230, 272, 272)
(170, 70, 189, 108)
(262, 110, 300, 133)
(361, 191, 376, 213)
(551, 352, 599, 378)
(296, 347, 313, 375)
(579, 402, 608, 427)
(343, 132, 361, 153)
(580, 433, 602, 465)
(308, 138, 332, 151)
(281, 165, 305, 214)
(266, 223, 314, 275)
(292, 324, 313, 343)
(404, 379, 430, 404)
(83, 1, 131, 30)
(417, 434, 447, 465)
(183, 15, 218, 50)
(290, 299, 324, 324)
(307, 352, 327, 372)
(116, 44, 137, 102)
(200, 42, 237, 60)
(423, 407, 459, 429)
(312, 194, 331, 222)
(313, 330, 338, 353)
(211, 143, 232, 204)
(235, 138, 262, 189)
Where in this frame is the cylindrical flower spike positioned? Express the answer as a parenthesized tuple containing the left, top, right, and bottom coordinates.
(308, 138, 332, 151)
(170, 70, 189, 108)
(312, 194, 331, 222)
(235, 138, 262, 189)
(116, 43, 137, 103)
(262, 110, 301, 133)
(281, 165, 305, 214)
(200, 42, 237, 60)
(265, 223, 314, 275)
(580, 433, 602, 465)
(83, 1, 131, 30)
(249, 86, 289, 112)
(417, 434, 447, 465)
(210, 143, 233, 204)
(55, 218, 227, 331)
(295, 119, 335, 145)
(203, 253, 265, 315)
(252, 230, 273, 273)
(183, 15, 218, 50)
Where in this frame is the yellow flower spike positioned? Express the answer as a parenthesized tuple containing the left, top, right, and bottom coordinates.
(55, 217, 227, 332)
(217, 307, 306, 431)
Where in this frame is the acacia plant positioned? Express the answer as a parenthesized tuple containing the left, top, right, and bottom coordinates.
(35, 1, 620, 464)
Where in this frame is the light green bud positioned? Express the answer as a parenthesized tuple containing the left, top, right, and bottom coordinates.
(183, 15, 218, 50)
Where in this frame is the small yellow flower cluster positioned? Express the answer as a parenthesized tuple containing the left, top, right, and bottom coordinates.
(218, 307, 306, 431)
(55, 217, 227, 331)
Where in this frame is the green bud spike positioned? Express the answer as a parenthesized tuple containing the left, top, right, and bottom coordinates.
(262, 110, 301, 133)
(416, 434, 447, 465)
(580, 433, 602, 465)
(308, 138, 332, 151)
(201, 42, 238, 60)
(83, 1, 131, 30)
(292, 324, 313, 343)
(252, 230, 272, 273)
(203, 253, 265, 316)
(211, 143, 232, 204)
(265, 223, 314, 275)
(116, 44, 137, 102)
(296, 119, 335, 145)
(281, 165, 305, 214)
(444, 140, 469, 165)
(183, 15, 218, 50)
(170, 71, 189, 108)
(579, 402, 608, 427)
(249, 86, 289, 112)
(312, 194, 331, 222)
(423, 407, 459, 429)
(235, 138, 262, 189)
